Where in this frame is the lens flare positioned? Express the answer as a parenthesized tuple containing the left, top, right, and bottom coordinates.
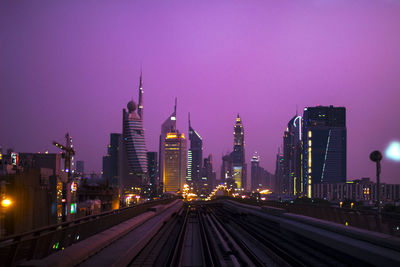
(385, 141, 400, 162)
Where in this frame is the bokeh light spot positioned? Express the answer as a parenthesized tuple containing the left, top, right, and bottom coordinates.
(385, 141, 400, 162)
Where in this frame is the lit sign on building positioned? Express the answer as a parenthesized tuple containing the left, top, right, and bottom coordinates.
(11, 152, 18, 166)
(70, 203, 77, 214)
(71, 181, 77, 192)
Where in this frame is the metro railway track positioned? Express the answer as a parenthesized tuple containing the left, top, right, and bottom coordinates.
(131, 203, 375, 267)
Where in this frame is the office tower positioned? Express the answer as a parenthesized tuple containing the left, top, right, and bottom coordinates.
(274, 148, 284, 195)
(163, 132, 187, 193)
(102, 133, 121, 187)
(147, 151, 158, 198)
(282, 115, 303, 196)
(159, 99, 177, 192)
(221, 153, 233, 181)
(303, 105, 346, 198)
(120, 73, 148, 196)
(76, 161, 84, 176)
(232, 114, 246, 189)
(251, 153, 261, 190)
(187, 113, 203, 192)
(200, 154, 216, 195)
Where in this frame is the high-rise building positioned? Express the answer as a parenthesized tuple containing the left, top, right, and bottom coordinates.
(251, 152, 261, 190)
(159, 99, 177, 192)
(147, 151, 158, 198)
(274, 148, 284, 196)
(187, 113, 203, 192)
(102, 134, 121, 186)
(163, 132, 187, 193)
(200, 154, 216, 196)
(221, 153, 233, 181)
(232, 114, 246, 189)
(251, 152, 274, 191)
(120, 73, 147, 196)
(282, 115, 303, 196)
(76, 161, 84, 176)
(303, 105, 346, 198)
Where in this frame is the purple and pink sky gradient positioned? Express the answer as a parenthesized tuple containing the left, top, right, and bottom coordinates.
(1, 0, 400, 183)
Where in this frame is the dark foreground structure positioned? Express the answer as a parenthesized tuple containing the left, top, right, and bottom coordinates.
(2, 197, 400, 266)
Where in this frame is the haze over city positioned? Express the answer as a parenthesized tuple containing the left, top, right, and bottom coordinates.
(1, 0, 400, 182)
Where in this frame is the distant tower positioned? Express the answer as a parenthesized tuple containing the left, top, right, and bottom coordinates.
(187, 112, 203, 192)
(158, 98, 177, 192)
(147, 151, 158, 197)
(163, 132, 187, 193)
(120, 74, 148, 197)
(251, 152, 260, 190)
(303, 105, 346, 198)
(103, 133, 121, 187)
(76, 161, 84, 176)
(232, 114, 246, 189)
(221, 153, 233, 181)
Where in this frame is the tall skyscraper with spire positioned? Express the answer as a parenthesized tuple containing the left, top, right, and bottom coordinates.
(232, 114, 246, 189)
(187, 113, 203, 192)
(158, 98, 177, 191)
(120, 73, 148, 198)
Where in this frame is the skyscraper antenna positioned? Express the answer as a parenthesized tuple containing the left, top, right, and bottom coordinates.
(188, 112, 191, 128)
(174, 97, 177, 115)
(138, 69, 144, 119)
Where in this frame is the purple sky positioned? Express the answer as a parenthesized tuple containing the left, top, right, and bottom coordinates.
(1, 0, 400, 183)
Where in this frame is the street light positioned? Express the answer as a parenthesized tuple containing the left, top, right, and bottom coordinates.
(1, 197, 12, 237)
(370, 150, 382, 215)
(1, 198, 11, 208)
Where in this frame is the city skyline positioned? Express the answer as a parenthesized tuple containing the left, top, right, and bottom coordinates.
(1, 0, 400, 183)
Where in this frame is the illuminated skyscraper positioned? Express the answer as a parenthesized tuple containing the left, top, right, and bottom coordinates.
(303, 105, 346, 198)
(120, 73, 147, 195)
(232, 114, 246, 189)
(251, 152, 261, 190)
(187, 113, 203, 192)
(158, 99, 177, 192)
(163, 132, 187, 193)
(282, 115, 303, 196)
(147, 151, 158, 198)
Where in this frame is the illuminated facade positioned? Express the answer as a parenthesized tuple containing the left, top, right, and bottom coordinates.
(159, 98, 177, 192)
(120, 73, 147, 195)
(282, 115, 303, 196)
(313, 178, 400, 203)
(163, 132, 187, 193)
(147, 151, 158, 197)
(232, 114, 246, 189)
(187, 113, 203, 192)
(303, 105, 346, 198)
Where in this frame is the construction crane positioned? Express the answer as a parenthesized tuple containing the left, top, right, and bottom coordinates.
(53, 133, 75, 176)
(53, 133, 76, 222)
